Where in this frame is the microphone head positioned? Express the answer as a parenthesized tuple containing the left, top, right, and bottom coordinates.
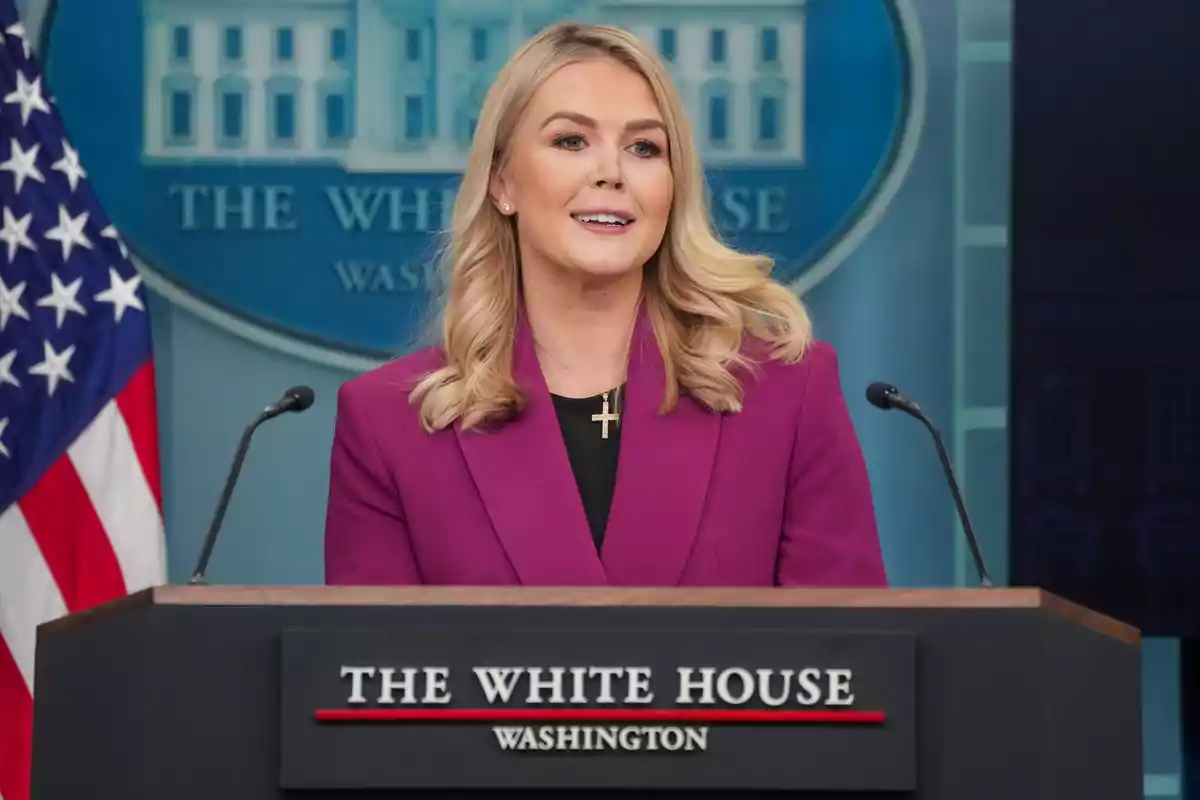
(866, 381, 901, 410)
(282, 385, 315, 412)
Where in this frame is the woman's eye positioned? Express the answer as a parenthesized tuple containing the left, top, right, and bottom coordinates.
(630, 140, 663, 157)
(553, 134, 586, 149)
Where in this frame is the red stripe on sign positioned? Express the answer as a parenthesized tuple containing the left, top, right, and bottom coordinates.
(0, 637, 32, 800)
(315, 708, 886, 724)
(18, 456, 128, 612)
(114, 361, 162, 511)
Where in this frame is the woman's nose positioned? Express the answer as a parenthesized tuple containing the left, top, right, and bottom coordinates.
(589, 148, 625, 190)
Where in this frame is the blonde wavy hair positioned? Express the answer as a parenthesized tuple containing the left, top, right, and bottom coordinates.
(410, 22, 814, 433)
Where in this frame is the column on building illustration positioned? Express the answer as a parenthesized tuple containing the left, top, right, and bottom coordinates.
(352, 0, 385, 155)
(434, 0, 452, 150)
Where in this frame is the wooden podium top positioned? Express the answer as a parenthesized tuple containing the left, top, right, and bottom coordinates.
(39, 585, 1140, 646)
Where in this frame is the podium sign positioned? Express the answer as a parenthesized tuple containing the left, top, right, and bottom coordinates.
(30, 586, 1142, 800)
(280, 627, 917, 791)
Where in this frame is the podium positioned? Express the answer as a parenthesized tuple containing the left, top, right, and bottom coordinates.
(30, 586, 1141, 799)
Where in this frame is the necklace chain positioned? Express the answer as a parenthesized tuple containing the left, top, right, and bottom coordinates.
(529, 312, 637, 440)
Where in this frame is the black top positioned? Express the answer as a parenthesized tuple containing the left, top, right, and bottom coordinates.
(550, 385, 623, 550)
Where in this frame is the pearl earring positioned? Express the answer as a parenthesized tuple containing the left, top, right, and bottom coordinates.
(501, 203, 512, 213)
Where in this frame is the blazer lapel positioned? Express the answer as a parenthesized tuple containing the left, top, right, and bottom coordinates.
(454, 314, 608, 585)
(600, 310, 721, 585)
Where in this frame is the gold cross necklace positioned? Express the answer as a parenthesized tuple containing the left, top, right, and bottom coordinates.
(591, 388, 621, 439)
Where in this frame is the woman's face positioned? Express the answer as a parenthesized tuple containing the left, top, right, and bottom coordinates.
(492, 57, 674, 286)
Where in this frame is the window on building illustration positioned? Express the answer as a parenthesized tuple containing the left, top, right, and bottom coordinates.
(406, 28, 421, 61)
(709, 94, 727, 143)
(276, 28, 294, 62)
(325, 93, 347, 140)
(709, 29, 726, 64)
(224, 26, 242, 61)
(760, 27, 779, 64)
(170, 90, 191, 138)
(330, 28, 348, 63)
(405, 95, 424, 140)
(274, 93, 295, 141)
(471, 28, 487, 62)
(222, 92, 243, 139)
(658, 28, 676, 62)
(172, 26, 189, 61)
(758, 96, 779, 142)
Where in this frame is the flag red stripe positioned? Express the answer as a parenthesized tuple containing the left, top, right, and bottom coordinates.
(17, 457, 128, 612)
(0, 637, 32, 800)
(113, 361, 162, 511)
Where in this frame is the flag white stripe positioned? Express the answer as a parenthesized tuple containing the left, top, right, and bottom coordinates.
(67, 400, 166, 593)
(0, 503, 67, 691)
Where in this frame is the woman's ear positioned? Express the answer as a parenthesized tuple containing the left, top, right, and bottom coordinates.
(489, 171, 515, 215)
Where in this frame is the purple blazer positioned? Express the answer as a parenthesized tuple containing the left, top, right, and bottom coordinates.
(324, 311, 888, 587)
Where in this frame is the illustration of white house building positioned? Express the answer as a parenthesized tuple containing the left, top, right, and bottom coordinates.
(141, 0, 806, 171)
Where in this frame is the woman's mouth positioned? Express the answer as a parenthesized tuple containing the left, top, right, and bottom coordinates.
(570, 211, 636, 234)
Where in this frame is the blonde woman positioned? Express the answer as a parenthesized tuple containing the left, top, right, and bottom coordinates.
(324, 22, 887, 587)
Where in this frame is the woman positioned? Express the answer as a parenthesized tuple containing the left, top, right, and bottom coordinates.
(324, 22, 888, 587)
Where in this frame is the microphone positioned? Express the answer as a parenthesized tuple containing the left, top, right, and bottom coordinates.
(866, 381, 993, 587)
(188, 386, 316, 585)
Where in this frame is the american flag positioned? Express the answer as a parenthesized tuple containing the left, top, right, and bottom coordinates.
(0, 4, 167, 800)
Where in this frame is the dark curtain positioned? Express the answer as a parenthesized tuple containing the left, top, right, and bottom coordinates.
(1009, 1, 1200, 795)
